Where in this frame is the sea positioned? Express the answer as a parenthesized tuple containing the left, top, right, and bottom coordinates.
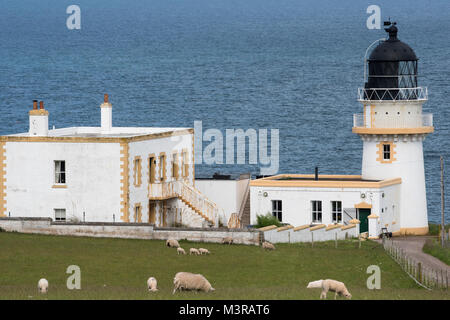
(0, 0, 449, 223)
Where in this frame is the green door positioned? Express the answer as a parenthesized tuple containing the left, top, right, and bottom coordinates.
(359, 209, 370, 233)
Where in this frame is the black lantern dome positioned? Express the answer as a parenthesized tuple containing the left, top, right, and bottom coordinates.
(364, 22, 420, 100)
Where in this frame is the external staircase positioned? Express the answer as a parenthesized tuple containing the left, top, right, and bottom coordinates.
(149, 180, 220, 227)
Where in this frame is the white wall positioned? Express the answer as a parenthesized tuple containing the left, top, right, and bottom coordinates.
(362, 136, 427, 231)
(250, 186, 393, 228)
(195, 177, 250, 225)
(128, 133, 194, 224)
(5, 142, 122, 222)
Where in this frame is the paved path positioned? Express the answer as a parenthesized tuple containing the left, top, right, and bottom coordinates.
(379, 236, 449, 274)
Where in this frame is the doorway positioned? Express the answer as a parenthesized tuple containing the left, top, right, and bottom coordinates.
(149, 201, 156, 224)
(358, 208, 370, 233)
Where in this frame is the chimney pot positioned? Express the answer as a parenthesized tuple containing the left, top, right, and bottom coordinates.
(33, 100, 38, 110)
(104, 94, 109, 103)
(39, 101, 44, 109)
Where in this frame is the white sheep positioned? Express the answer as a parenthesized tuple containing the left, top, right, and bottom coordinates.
(172, 272, 215, 294)
(307, 279, 352, 300)
(38, 278, 48, 294)
(189, 248, 200, 255)
(222, 237, 233, 245)
(147, 277, 158, 292)
(262, 241, 276, 250)
(177, 247, 186, 255)
(198, 248, 210, 255)
(166, 238, 180, 248)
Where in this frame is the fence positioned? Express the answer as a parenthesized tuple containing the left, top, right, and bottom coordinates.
(383, 239, 448, 290)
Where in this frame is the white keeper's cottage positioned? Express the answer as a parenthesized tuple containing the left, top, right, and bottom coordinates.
(250, 23, 433, 238)
(0, 95, 220, 228)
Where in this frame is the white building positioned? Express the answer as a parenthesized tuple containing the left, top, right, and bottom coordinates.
(0, 95, 219, 228)
(250, 23, 433, 238)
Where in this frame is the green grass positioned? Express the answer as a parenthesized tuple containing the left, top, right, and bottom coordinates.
(423, 239, 450, 265)
(0, 232, 448, 300)
(428, 223, 450, 236)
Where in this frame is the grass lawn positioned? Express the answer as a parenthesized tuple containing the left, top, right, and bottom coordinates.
(423, 238, 450, 265)
(0, 232, 448, 300)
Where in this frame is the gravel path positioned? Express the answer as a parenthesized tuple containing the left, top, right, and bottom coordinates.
(380, 236, 449, 272)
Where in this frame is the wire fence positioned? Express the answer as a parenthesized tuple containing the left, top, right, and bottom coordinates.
(383, 238, 449, 290)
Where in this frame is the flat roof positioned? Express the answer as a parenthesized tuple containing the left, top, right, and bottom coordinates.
(1, 126, 193, 143)
(250, 174, 401, 189)
(7, 126, 191, 138)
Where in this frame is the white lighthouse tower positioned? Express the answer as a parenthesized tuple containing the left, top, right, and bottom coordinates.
(353, 22, 433, 236)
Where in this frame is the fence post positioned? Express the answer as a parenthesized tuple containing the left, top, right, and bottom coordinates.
(335, 232, 337, 248)
(311, 232, 314, 248)
(418, 262, 422, 283)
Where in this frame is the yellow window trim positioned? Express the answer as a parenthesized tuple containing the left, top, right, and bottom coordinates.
(52, 184, 67, 189)
(376, 141, 397, 164)
(133, 156, 142, 187)
(134, 203, 142, 223)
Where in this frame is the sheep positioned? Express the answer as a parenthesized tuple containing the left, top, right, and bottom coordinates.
(177, 247, 186, 255)
(222, 236, 233, 245)
(38, 278, 48, 294)
(147, 277, 158, 292)
(307, 279, 352, 300)
(172, 272, 215, 294)
(189, 248, 200, 255)
(166, 238, 180, 248)
(198, 248, 210, 255)
(262, 241, 276, 250)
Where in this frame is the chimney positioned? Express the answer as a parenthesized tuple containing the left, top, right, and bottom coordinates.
(100, 93, 112, 133)
(29, 100, 49, 136)
(315, 167, 319, 181)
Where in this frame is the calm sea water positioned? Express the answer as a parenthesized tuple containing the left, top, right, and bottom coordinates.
(0, 0, 449, 223)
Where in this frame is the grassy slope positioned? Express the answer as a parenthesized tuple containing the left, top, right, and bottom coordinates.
(422, 239, 450, 265)
(0, 232, 448, 300)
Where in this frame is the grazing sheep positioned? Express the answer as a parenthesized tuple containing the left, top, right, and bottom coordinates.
(172, 272, 215, 294)
(38, 278, 48, 294)
(307, 279, 352, 300)
(166, 238, 180, 248)
(222, 237, 233, 245)
(147, 277, 158, 292)
(177, 247, 186, 255)
(189, 248, 200, 255)
(198, 248, 210, 255)
(262, 241, 276, 250)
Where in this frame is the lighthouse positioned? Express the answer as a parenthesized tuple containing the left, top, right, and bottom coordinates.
(353, 22, 433, 236)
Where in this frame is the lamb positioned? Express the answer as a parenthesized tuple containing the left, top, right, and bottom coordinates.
(198, 248, 210, 255)
(172, 272, 215, 294)
(307, 279, 352, 300)
(177, 247, 186, 255)
(166, 238, 180, 248)
(262, 241, 276, 250)
(147, 277, 158, 292)
(38, 278, 48, 294)
(222, 237, 233, 245)
(189, 248, 200, 255)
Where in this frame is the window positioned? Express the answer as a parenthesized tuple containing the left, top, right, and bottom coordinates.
(272, 200, 282, 222)
(331, 201, 342, 223)
(54, 209, 66, 221)
(159, 154, 166, 181)
(377, 141, 396, 163)
(383, 144, 391, 160)
(311, 201, 322, 223)
(134, 157, 142, 186)
(134, 204, 142, 223)
(54, 161, 66, 184)
(172, 153, 179, 180)
(182, 151, 189, 178)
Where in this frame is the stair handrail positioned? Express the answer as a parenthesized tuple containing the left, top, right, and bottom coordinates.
(237, 179, 251, 222)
